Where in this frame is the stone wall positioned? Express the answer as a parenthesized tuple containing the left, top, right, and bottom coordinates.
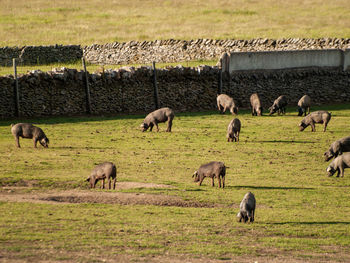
(1, 66, 349, 119)
(83, 38, 350, 65)
(0, 45, 82, 66)
(1, 38, 350, 66)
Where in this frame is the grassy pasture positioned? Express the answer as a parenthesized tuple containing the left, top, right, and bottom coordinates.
(1, 104, 350, 262)
(1, 0, 350, 46)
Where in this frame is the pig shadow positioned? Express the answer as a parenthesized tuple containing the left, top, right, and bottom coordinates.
(184, 188, 207, 192)
(53, 146, 116, 150)
(254, 140, 315, 144)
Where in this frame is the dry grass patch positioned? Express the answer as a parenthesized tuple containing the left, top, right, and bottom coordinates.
(1, 0, 350, 46)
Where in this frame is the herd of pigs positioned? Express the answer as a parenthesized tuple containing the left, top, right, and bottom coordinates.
(9, 93, 350, 223)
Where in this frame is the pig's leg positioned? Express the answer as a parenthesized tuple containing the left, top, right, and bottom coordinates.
(166, 118, 172, 132)
(339, 166, 344, 177)
(14, 136, 20, 148)
(108, 177, 111, 189)
(33, 138, 38, 148)
(211, 176, 215, 187)
(199, 176, 204, 186)
(154, 122, 159, 132)
(149, 123, 154, 131)
(310, 122, 316, 132)
(113, 177, 116, 190)
(217, 175, 221, 188)
(222, 175, 225, 188)
(336, 168, 340, 177)
(323, 122, 328, 132)
(217, 102, 223, 113)
(101, 178, 105, 189)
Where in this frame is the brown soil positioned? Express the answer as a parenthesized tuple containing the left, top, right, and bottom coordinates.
(0, 182, 223, 208)
(1, 248, 347, 263)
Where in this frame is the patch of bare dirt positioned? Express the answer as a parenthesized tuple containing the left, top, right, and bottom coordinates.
(0, 182, 221, 208)
(1, 249, 348, 263)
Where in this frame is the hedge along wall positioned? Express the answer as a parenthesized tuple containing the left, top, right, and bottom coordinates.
(0, 65, 349, 119)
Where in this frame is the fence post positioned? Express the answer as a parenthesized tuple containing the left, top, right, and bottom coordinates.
(152, 61, 159, 109)
(13, 58, 20, 117)
(82, 57, 91, 114)
(218, 68, 223, 95)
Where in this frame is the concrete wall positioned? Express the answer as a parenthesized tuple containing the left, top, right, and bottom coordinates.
(223, 49, 349, 73)
(344, 49, 350, 71)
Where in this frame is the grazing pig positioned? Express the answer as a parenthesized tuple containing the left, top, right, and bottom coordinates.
(140, 107, 174, 132)
(297, 95, 311, 116)
(298, 110, 331, 132)
(217, 94, 238, 115)
(192, 161, 226, 188)
(86, 162, 117, 189)
(250, 93, 263, 116)
(227, 118, 241, 142)
(237, 192, 256, 223)
(324, 136, 350, 161)
(268, 95, 287, 115)
(326, 152, 350, 177)
(11, 123, 49, 148)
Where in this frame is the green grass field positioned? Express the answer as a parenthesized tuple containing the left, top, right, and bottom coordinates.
(1, 0, 350, 46)
(1, 105, 350, 262)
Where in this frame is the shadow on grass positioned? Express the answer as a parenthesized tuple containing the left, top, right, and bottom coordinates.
(226, 185, 314, 190)
(266, 221, 350, 225)
(0, 111, 219, 126)
(254, 140, 315, 144)
(1, 103, 349, 126)
(52, 146, 116, 150)
(184, 188, 207, 192)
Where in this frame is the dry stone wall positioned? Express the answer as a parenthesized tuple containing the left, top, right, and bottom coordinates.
(1, 66, 349, 119)
(0, 45, 82, 66)
(83, 38, 350, 65)
(1, 38, 350, 66)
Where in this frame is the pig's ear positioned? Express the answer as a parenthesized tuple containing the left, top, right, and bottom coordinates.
(192, 171, 197, 178)
(86, 177, 90, 182)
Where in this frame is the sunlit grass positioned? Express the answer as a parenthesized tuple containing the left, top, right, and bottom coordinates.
(1, 105, 350, 260)
(0, 0, 349, 46)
